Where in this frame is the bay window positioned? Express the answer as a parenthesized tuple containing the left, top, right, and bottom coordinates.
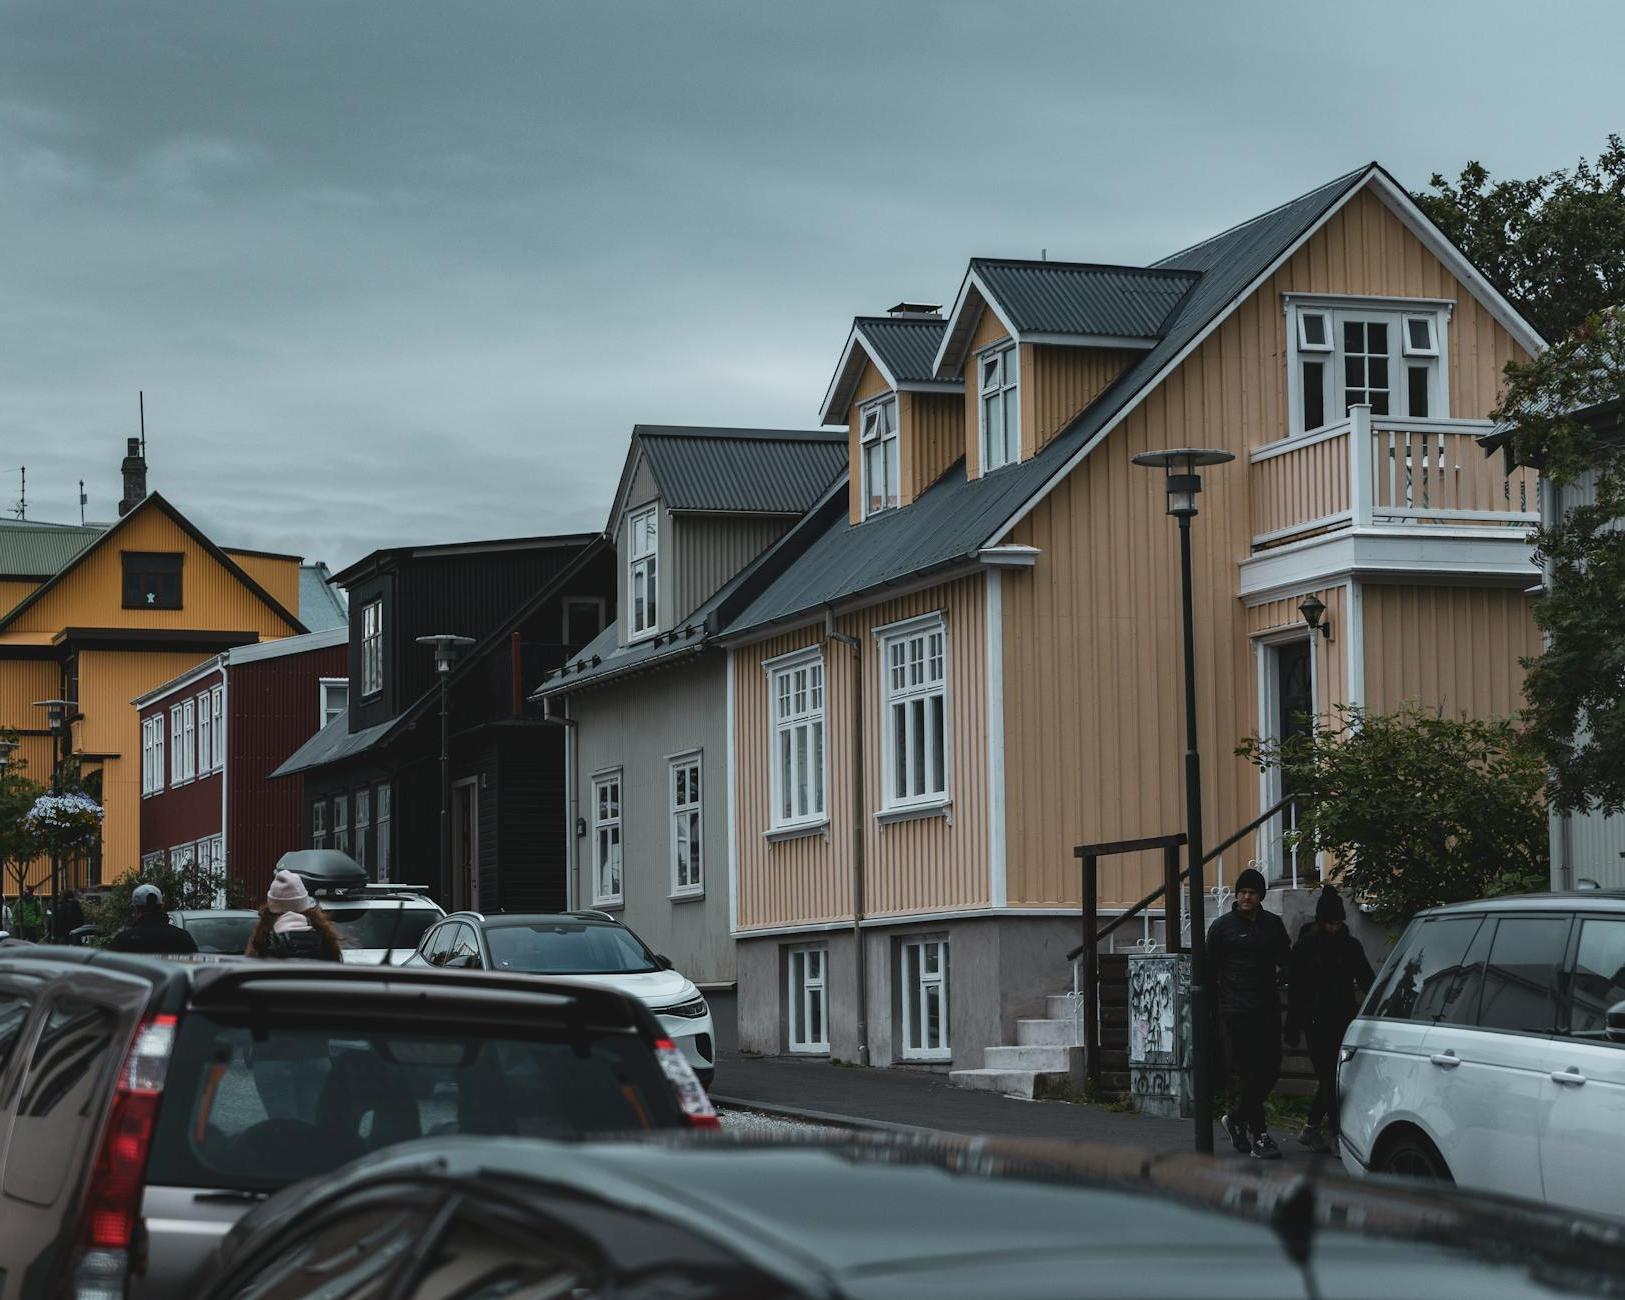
(877, 615, 948, 811)
(978, 342, 1019, 472)
(1288, 300, 1448, 435)
(767, 650, 826, 831)
(628, 507, 659, 639)
(860, 395, 900, 517)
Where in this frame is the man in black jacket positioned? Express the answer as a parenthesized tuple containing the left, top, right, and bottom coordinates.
(108, 884, 199, 955)
(1207, 866, 1291, 1159)
(1285, 885, 1375, 1153)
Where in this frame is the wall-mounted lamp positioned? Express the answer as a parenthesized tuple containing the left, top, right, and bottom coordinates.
(1298, 593, 1333, 643)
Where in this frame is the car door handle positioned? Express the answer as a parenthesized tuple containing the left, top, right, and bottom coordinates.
(1429, 1052, 1460, 1069)
(1550, 1069, 1587, 1087)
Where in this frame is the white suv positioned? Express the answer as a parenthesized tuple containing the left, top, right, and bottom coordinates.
(1339, 893, 1625, 1212)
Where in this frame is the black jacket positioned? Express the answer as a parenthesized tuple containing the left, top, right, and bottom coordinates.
(1207, 904, 1291, 1017)
(259, 927, 341, 961)
(1287, 925, 1376, 1036)
(108, 911, 199, 956)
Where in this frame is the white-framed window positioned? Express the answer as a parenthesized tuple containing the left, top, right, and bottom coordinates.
(169, 841, 197, 889)
(670, 753, 702, 896)
(170, 704, 184, 786)
(198, 835, 226, 907)
(877, 614, 948, 810)
(141, 716, 165, 796)
(628, 507, 659, 639)
(361, 599, 384, 697)
(766, 650, 826, 830)
(375, 784, 391, 882)
(311, 800, 327, 850)
(355, 788, 371, 873)
(592, 771, 623, 904)
(900, 935, 950, 1060)
(197, 691, 212, 774)
(860, 395, 900, 518)
(978, 341, 1019, 472)
(140, 850, 165, 872)
(787, 945, 829, 1053)
(181, 698, 197, 783)
(320, 678, 348, 728)
(1288, 300, 1448, 435)
(211, 685, 225, 770)
(332, 796, 349, 855)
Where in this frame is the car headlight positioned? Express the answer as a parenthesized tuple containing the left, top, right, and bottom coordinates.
(658, 997, 709, 1020)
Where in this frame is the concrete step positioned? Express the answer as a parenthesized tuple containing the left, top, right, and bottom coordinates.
(1016, 1017, 1082, 1047)
(1044, 994, 1085, 1020)
(948, 1067, 1072, 1100)
(984, 1044, 1077, 1072)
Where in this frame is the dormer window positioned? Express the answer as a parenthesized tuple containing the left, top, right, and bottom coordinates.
(979, 342, 1019, 472)
(360, 599, 384, 697)
(861, 395, 899, 517)
(1288, 300, 1447, 435)
(628, 507, 658, 639)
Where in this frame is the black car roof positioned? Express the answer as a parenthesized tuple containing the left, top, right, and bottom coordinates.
(1414, 891, 1625, 918)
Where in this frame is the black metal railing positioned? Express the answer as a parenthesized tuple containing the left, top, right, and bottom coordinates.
(1065, 794, 1298, 1090)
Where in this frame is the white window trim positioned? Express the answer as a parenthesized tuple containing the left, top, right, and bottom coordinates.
(669, 751, 704, 898)
(1283, 295, 1452, 436)
(332, 795, 349, 855)
(1253, 625, 1320, 882)
(592, 769, 625, 906)
(197, 690, 213, 775)
(319, 677, 348, 729)
(859, 393, 900, 519)
(977, 340, 1020, 474)
(375, 783, 392, 883)
(899, 935, 951, 1061)
(764, 647, 828, 833)
(873, 612, 951, 814)
(627, 505, 659, 642)
(361, 599, 384, 698)
(211, 684, 225, 771)
(181, 698, 197, 782)
(311, 800, 327, 850)
(787, 944, 830, 1054)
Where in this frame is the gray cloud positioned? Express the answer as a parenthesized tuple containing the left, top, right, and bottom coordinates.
(2, 0, 1620, 567)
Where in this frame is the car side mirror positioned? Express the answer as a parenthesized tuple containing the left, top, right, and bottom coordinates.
(655, 954, 673, 971)
(1607, 1000, 1625, 1045)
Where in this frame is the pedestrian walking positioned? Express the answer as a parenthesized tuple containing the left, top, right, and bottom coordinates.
(53, 889, 86, 944)
(1284, 885, 1375, 1154)
(245, 869, 345, 961)
(1207, 866, 1291, 1159)
(108, 884, 200, 955)
(15, 885, 45, 942)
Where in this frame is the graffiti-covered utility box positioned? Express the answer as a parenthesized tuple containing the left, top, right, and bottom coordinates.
(1127, 951, 1192, 1119)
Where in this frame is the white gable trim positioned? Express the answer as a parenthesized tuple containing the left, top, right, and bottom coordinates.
(605, 443, 656, 543)
(930, 268, 1019, 378)
(982, 166, 1545, 545)
(818, 324, 896, 426)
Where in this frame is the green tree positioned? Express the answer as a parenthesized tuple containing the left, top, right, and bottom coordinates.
(1414, 136, 1625, 342)
(1495, 309, 1625, 814)
(0, 733, 47, 905)
(1238, 705, 1549, 925)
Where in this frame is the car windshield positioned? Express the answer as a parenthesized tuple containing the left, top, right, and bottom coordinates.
(322, 905, 439, 951)
(177, 914, 258, 955)
(148, 1011, 682, 1193)
(486, 922, 659, 974)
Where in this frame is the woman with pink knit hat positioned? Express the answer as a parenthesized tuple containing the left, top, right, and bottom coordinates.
(246, 868, 345, 961)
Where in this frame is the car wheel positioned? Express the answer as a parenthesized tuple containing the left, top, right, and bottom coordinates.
(1375, 1131, 1453, 1183)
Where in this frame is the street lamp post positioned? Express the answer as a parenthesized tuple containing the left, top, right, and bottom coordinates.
(1130, 448, 1234, 1156)
(33, 699, 72, 904)
(416, 636, 474, 908)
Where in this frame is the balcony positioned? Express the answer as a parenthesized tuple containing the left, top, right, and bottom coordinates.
(1240, 405, 1539, 599)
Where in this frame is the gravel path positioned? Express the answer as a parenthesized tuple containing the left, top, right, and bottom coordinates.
(714, 1105, 843, 1138)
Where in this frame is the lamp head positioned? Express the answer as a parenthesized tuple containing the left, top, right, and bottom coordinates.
(1297, 593, 1332, 641)
(1130, 448, 1235, 517)
(415, 634, 476, 674)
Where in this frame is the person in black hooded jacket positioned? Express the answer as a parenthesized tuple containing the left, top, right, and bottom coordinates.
(1285, 884, 1375, 1153)
(108, 884, 199, 955)
(1207, 867, 1291, 1159)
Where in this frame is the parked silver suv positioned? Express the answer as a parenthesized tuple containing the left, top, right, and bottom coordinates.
(1339, 892, 1625, 1212)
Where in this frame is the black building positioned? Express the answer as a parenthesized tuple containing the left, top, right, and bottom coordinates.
(274, 533, 613, 912)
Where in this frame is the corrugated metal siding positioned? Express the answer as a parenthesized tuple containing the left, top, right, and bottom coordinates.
(227, 644, 348, 898)
(999, 187, 1535, 911)
(225, 553, 301, 614)
(640, 432, 846, 516)
(901, 392, 963, 504)
(0, 522, 104, 579)
(138, 666, 226, 857)
(1246, 587, 1349, 714)
(671, 517, 789, 625)
(1362, 584, 1539, 719)
(1558, 809, 1625, 890)
(855, 317, 947, 383)
(0, 580, 42, 617)
(7, 508, 301, 637)
(0, 658, 58, 732)
(1024, 345, 1135, 457)
(1253, 434, 1351, 542)
(973, 261, 1198, 338)
(733, 575, 989, 930)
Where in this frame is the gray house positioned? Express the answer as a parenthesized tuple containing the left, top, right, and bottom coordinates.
(537, 424, 847, 1042)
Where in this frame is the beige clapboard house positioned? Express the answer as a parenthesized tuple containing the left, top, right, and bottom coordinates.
(718, 164, 1545, 1075)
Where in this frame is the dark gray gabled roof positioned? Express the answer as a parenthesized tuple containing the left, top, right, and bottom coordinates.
(970, 260, 1200, 340)
(725, 167, 1374, 638)
(855, 317, 949, 383)
(634, 425, 847, 516)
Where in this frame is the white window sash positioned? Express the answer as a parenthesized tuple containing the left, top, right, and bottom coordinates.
(170, 706, 184, 785)
(787, 945, 830, 1053)
(670, 755, 703, 894)
(900, 937, 950, 1060)
(978, 343, 1019, 472)
(628, 508, 659, 638)
(361, 601, 383, 696)
(765, 651, 827, 830)
(212, 685, 225, 770)
(876, 618, 949, 811)
(1287, 303, 1447, 434)
(592, 772, 624, 904)
(197, 692, 212, 774)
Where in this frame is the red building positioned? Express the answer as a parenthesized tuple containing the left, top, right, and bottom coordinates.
(134, 628, 347, 899)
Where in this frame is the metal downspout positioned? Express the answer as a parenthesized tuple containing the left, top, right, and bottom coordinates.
(827, 606, 868, 1066)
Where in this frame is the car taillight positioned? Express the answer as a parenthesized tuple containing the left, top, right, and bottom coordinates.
(71, 1014, 177, 1300)
(653, 1036, 719, 1129)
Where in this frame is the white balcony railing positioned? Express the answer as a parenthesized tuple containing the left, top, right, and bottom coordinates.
(1250, 406, 1539, 549)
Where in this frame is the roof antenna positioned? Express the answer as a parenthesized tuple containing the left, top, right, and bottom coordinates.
(1041, 248, 1048, 262)
(79, 480, 87, 526)
(139, 390, 147, 459)
(14, 466, 23, 520)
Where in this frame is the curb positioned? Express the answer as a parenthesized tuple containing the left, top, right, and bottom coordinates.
(710, 1095, 944, 1138)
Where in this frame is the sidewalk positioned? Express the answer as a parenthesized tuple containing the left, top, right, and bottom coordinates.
(711, 1051, 1333, 1168)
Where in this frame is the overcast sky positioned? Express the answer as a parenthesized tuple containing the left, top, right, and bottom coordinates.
(2, 1, 1621, 570)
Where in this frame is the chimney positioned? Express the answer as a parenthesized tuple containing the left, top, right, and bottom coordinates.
(886, 301, 942, 320)
(119, 437, 147, 517)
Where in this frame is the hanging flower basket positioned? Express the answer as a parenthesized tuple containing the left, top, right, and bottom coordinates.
(24, 792, 104, 854)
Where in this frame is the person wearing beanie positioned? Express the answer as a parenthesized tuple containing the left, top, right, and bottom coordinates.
(109, 882, 199, 955)
(1207, 865, 1292, 1159)
(246, 869, 344, 961)
(1285, 884, 1376, 1153)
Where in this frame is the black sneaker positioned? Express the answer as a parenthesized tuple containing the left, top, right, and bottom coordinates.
(1251, 1131, 1282, 1160)
(1296, 1124, 1331, 1155)
(1221, 1111, 1250, 1153)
